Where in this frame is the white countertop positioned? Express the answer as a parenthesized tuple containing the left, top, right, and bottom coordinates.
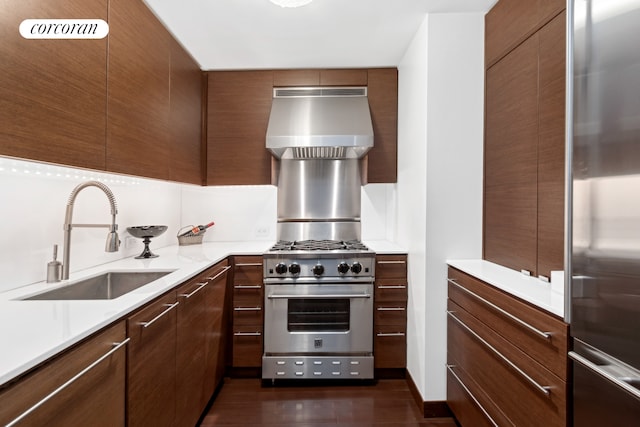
(0, 239, 405, 386)
(447, 259, 565, 318)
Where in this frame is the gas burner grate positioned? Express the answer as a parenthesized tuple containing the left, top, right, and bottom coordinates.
(269, 239, 369, 252)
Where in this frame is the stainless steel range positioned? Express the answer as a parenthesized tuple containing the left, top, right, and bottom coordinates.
(262, 239, 375, 380)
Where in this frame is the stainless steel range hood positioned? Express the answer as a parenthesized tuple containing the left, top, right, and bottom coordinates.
(266, 87, 374, 159)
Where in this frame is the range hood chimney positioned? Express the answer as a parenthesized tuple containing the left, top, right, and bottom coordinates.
(266, 87, 374, 159)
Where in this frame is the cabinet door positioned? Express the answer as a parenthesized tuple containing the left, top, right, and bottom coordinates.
(484, 35, 539, 275)
(202, 261, 231, 405)
(0, 322, 127, 427)
(273, 69, 319, 86)
(485, 0, 565, 66)
(176, 278, 209, 426)
(127, 292, 178, 427)
(206, 70, 273, 185)
(537, 12, 566, 278)
(107, 0, 171, 180)
(169, 37, 203, 185)
(367, 68, 398, 183)
(0, 0, 107, 170)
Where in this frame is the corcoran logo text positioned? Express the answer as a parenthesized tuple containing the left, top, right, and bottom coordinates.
(19, 19, 109, 39)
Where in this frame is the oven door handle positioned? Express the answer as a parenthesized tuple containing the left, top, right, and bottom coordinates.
(267, 293, 371, 299)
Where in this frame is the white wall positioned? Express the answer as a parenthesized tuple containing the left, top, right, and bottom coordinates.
(0, 156, 394, 293)
(397, 12, 485, 401)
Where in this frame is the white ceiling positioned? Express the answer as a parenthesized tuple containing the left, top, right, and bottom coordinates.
(144, 0, 498, 70)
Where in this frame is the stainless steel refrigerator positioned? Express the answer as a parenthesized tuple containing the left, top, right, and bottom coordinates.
(569, 0, 640, 424)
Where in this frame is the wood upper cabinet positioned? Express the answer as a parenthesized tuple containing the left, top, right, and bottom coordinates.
(127, 292, 178, 427)
(484, 2, 565, 279)
(206, 71, 274, 185)
(366, 68, 398, 183)
(485, 0, 565, 67)
(107, 0, 171, 180)
(273, 69, 368, 87)
(169, 38, 203, 185)
(484, 34, 539, 276)
(0, 0, 108, 171)
(0, 322, 127, 427)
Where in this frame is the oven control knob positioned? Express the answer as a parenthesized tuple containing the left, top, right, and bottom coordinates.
(275, 263, 288, 274)
(337, 262, 350, 274)
(312, 264, 324, 276)
(351, 262, 363, 274)
(289, 263, 301, 275)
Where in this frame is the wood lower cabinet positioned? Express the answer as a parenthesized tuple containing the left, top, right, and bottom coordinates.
(0, 322, 127, 427)
(231, 256, 264, 368)
(127, 292, 179, 427)
(176, 259, 231, 426)
(446, 267, 569, 427)
(0, 0, 108, 171)
(374, 254, 408, 370)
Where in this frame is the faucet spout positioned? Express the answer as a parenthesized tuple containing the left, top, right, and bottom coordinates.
(62, 181, 120, 280)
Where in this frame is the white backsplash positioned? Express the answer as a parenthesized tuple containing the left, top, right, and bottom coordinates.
(0, 156, 395, 293)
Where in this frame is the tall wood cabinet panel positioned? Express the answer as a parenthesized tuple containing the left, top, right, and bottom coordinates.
(537, 12, 566, 277)
(484, 35, 539, 275)
(169, 38, 202, 185)
(0, 0, 108, 171)
(367, 68, 398, 183)
(206, 71, 273, 185)
(0, 322, 127, 427)
(484, 2, 566, 279)
(106, 0, 171, 180)
(485, 0, 565, 67)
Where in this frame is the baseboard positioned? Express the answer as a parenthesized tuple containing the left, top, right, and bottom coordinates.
(406, 370, 454, 419)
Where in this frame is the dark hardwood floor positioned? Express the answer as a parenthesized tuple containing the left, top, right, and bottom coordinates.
(199, 378, 458, 426)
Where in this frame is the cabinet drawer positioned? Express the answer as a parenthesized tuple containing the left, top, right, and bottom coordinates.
(232, 326, 263, 367)
(446, 365, 501, 427)
(233, 306, 263, 325)
(374, 304, 406, 326)
(374, 325, 406, 369)
(375, 279, 407, 302)
(448, 300, 566, 427)
(375, 255, 407, 279)
(447, 267, 568, 379)
(233, 256, 263, 285)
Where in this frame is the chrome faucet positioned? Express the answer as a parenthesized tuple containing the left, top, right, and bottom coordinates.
(62, 181, 120, 280)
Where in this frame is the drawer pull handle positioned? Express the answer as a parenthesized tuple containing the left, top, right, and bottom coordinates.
(179, 282, 207, 299)
(234, 285, 262, 289)
(234, 306, 262, 311)
(447, 364, 499, 427)
(206, 265, 231, 281)
(235, 263, 262, 267)
(234, 332, 262, 336)
(5, 338, 130, 427)
(140, 302, 179, 329)
(447, 278, 552, 341)
(447, 311, 551, 397)
(376, 332, 405, 337)
(569, 351, 640, 401)
(377, 307, 406, 311)
(377, 260, 407, 265)
(378, 285, 407, 289)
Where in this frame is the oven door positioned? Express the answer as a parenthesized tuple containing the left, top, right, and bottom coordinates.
(264, 282, 373, 354)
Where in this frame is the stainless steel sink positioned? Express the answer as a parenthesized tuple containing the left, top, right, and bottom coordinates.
(22, 271, 174, 300)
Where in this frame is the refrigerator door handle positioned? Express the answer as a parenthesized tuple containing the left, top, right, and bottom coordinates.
(569, 351, 640, 401)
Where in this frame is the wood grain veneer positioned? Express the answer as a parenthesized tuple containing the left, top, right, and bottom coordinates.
(485, 0, 565, 68)
(367, 68, 398, 183)
(169, 37, 202, 185)
(206, 71, 273, 185)
(107, 0, 171, 180)
(231, 256, 264, 369)
(127, 292, 177, 427)
(484, 35, 539, 275)
(0, 0, 108, 171)
(0, 322, 126, 427)
(537, 12, 566, 279)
